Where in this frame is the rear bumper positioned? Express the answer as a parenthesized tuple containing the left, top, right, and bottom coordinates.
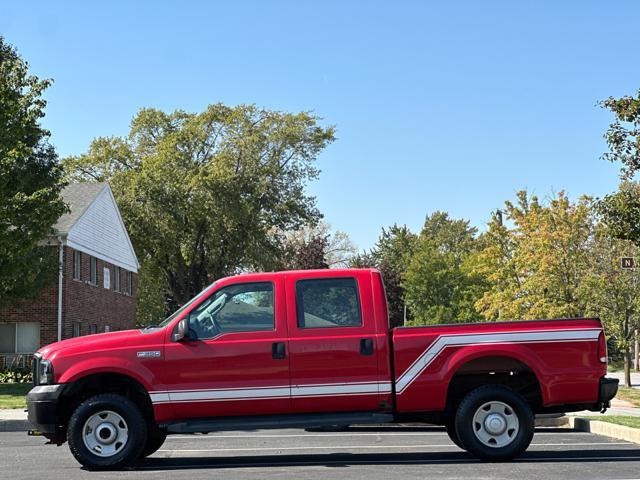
(599, 376, 619, 406)
(26, 384, 65, 434)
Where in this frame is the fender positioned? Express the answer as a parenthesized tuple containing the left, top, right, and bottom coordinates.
(57, 356, 158, 392)
(443, 344, 548, 404)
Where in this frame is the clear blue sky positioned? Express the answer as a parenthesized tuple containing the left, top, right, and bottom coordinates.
(2, 1, 638, 250)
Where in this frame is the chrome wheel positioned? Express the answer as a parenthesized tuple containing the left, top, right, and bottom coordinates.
(472, 401, 519, 448)
(82, 410, 129, 457)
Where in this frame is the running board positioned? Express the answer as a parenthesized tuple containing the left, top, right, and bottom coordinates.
(164, 412, 394, 434)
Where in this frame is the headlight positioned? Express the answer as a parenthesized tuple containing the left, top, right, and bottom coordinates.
(38, 360, 54, 385)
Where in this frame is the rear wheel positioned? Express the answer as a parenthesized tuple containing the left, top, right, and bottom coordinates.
(445, 417, 464, 449)
(67, 393, 147, 470)
(455, 385, 534, 461)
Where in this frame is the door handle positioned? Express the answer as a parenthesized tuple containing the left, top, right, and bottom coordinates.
(272, 342, 286, 360)
(360, 338, 374, 356)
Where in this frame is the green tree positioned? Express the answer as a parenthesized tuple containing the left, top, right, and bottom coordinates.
(595, 89, 640, 385)
(578, 227, 640, 387)
(63, 105, 335, 322)
(403, 212, 486, 325)
(600, 90, 640, 179)
(597, 90, 640, 247)
(0, 36, 66, 305)
(474, 191, 593, 320)
(351, 225, 417, 327)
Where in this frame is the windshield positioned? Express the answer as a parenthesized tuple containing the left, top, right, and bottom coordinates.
(155, 282, 217, 328)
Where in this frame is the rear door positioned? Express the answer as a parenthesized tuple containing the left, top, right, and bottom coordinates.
(285, 271, 385, 413)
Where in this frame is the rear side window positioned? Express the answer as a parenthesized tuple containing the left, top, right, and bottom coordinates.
(296, 278, 362, 328)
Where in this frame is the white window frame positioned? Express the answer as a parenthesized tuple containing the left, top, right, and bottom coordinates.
(125, 271, 133, 296)
(114, 266, 121, 292)
(0, 323, 41, 354)
(73, 251, 81, 280)
(103, 267, 111, 289)
(90, 257, 97, 285)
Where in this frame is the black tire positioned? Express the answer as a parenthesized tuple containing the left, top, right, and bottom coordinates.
(141, 426, 167, 458)
(454, 385, 534, 461)
(445, 417, 465, 450)
(67, 393, 147, 470)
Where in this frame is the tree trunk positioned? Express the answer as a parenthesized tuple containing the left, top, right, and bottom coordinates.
(624, 347, 632, 388)
(635, 331, 639, 372)
(623, 313, 632, 387)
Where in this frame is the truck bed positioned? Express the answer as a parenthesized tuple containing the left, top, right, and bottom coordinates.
(391, 317, 605, 413)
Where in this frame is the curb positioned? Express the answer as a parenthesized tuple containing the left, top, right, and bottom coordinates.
(0, 419, 31, 432)
(571, 417, 640, 444)
(535, 415, 570, 428)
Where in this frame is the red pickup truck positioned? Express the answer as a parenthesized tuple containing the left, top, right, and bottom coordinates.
(27, 268, 618, 470)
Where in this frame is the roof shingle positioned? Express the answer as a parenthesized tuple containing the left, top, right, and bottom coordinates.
(53, 183, 108, 234)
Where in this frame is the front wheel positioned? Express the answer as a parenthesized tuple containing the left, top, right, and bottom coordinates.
(455, 385, 534, 461)
(67, 393, 147, 470)
(141, 426, 167, 458)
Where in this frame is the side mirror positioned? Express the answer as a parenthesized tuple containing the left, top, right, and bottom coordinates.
(173, 318, 190, 342)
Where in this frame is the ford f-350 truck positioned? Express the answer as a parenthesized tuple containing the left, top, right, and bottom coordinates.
(27, 268, 618, 470)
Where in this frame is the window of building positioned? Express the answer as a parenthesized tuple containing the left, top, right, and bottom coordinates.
(188, 282, 274, 339)
(105, 325, 111, 333)
(103, 267, 111, 289)
(296, 278, 362, 328)
(89, 257, 97, 285)
(72, 322, 81, 338)
(90, 324, 98, 335)
(0, 323, 40, 353)
(73, 251, 81, 280)
(125, 271, 133, 295)
(114, 266, 121, 292)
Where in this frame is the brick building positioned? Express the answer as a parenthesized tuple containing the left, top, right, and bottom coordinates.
(0, 183, 139, 367)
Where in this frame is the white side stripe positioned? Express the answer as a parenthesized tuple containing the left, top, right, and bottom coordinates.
(150, 382, 392, 404)
(395, 328, 601, 394)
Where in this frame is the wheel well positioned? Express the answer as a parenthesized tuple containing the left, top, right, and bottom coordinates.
(58, 373, 154, 428)
(446, 356, 542, 415)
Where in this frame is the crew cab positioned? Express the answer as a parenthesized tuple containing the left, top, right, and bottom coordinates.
(27, 268, 618, 470)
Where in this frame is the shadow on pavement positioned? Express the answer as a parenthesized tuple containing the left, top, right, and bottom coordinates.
(135, 448, 640, 471)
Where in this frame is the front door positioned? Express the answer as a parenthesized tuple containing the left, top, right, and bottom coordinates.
(285, 272, 384, 413)
(162, 278, 290, 420)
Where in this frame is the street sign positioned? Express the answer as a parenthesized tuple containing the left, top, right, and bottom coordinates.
(621, 257, 636, 269)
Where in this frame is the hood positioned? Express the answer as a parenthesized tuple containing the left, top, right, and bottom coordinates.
(38, 328, 161, 361)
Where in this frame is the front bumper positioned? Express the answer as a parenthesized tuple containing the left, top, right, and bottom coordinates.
(26, 384, 65, 434)
(599, 376, 619, 406)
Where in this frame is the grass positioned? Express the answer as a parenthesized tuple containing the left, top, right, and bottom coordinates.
(614, 386, 640, 407)
(586, 415, 640, 429)
(608, 364, 624, 373)
(0, 383, 30, 409)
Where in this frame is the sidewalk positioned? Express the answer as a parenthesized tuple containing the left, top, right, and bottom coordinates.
(0, 409, 29, 432)
(569, 397, 640, 418)
(607, 370, 640, 389)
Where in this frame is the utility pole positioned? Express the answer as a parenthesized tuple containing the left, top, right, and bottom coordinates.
(496, 209, 503, 321)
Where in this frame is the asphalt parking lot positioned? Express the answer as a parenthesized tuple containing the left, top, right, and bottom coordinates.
(1, 426, 640, 480)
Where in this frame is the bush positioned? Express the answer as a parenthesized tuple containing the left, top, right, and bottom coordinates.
(0, 368, 33, 384)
